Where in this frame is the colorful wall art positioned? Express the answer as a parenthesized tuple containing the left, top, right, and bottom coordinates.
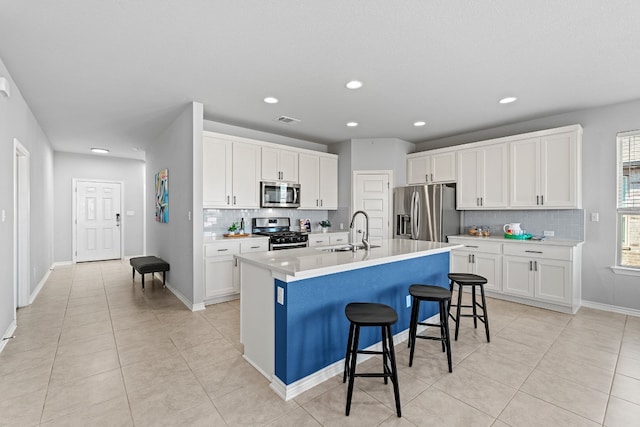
(155, 168, 168, 223)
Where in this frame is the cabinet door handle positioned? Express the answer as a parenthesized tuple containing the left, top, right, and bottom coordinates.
(536, 195, 539, 205)
(250, 246, 260, 249)
(218, 248, 228, 252)
(233, 195, 236, 205)
(320, 199, 323, 207)
(316, 199, 319, 207)
(426, 174, 429, 182)
(466, 245, 478, 248)
(529, 260, 533, 271)
(472, 254, 475, 263)
(525, 250, 543, 254)
(534, 261, 538, 271)
(227, 196, 230, 205)
(431, 173, 434, 182)
(480, 197, 483, 206)
(235, 259, 238, 267)
(541, 195, 544, 205)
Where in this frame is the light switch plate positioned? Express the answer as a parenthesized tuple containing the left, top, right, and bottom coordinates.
(543, 230, 555, 237)
(591, 212, 599, 222)
(277, 286, 285, 305)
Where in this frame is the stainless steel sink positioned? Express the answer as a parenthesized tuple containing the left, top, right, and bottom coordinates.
(317, 243, 380, 252)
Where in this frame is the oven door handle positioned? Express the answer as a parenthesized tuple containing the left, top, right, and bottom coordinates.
(270, 241, 309, 250)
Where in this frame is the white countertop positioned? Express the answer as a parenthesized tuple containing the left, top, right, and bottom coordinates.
(448, 234, 583, 247)
(235, 239, 461, 281)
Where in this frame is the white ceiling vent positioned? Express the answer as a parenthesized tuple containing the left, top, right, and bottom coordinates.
(275, 115, 301, 124)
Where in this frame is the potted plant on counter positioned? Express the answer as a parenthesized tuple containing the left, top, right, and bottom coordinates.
(319, 220, 331, 233)
(227, 222, 238, 235)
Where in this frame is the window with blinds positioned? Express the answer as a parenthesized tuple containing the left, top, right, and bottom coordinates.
(617, 131, 640, 268)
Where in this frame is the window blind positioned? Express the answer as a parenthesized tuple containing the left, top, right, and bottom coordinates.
(618, 132, 640, 210)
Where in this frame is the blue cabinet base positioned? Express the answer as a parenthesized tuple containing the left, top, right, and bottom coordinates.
(273, 252, 450, 391)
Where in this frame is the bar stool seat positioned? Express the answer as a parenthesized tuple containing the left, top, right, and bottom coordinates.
(407, 284, 452, 372)
(343, 302, 401, 417)
(448, 273, 490, 342)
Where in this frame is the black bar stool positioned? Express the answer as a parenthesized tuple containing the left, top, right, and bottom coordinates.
(343, 302, 401, 417)
(448, 273, 490, 342)
(407, 284, 452, 372)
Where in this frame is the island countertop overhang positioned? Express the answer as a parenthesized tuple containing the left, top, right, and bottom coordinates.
(235, 239, 462, 281)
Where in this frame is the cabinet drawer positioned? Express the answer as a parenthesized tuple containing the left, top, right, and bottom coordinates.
(240, 240, 269, 253)
(205, 241, 240, 257)
(449, 239, 502, 254)
(503, 243, 571, 261)
(309, 236, 330, 247)
(329, 233, 349, 245)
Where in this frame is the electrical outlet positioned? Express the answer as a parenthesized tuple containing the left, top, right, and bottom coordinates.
(277, 287, 285, 305)
(543, 230, 555, 237)
(406, 295, 411, 308)
(591, 212, 600, 222)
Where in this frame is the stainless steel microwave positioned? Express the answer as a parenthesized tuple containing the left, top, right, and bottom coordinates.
(261, 182, 301, 208)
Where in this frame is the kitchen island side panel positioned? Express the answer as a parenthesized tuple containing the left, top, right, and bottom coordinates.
(274, 252, 449, 385)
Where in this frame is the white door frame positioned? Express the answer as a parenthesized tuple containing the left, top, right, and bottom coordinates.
(14, 138, 30, 309)
(351, 170, 394, 240)
(72, 179, 124, 263)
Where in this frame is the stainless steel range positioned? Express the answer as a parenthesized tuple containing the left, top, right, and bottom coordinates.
(252, 217, 309, 250)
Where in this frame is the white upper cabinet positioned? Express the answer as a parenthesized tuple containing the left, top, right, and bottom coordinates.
(203, 136, 232, 208)
(298, 153, 338, 210)
(407, 150, 456, 184)
(510, 131, 581, 208)
(457, 144, 508, 209)
(203, 135, 260, 209)
(261, 147, 298, 182)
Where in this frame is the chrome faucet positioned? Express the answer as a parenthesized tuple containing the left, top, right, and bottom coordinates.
(349, 210, 371, 251)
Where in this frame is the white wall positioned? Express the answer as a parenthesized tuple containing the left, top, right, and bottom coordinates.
(146, 102, 203, 307)
(0, 56, 55, 340)
(351, 138, 414, 187)
(53, 152, 145, 262)
(416, 99, 640, 312)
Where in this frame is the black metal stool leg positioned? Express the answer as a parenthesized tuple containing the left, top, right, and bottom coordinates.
(343, 323, 355, 383)
(454, 282, 463, 341)
(386, 325, 401, 417)
(472, 285, 478, 329)
(443, 300, 452, 372)
(480, 284, 491, 342)
(381, 327, 389, 385)
(345, 325, 360, 416)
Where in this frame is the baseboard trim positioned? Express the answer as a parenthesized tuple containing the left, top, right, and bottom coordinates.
(0, 320, 17, 354)
(157, 273, 201, 312)
(52, 261, 73, 267)
(29, 265, 54, 305)
(581, 300, 640, 318)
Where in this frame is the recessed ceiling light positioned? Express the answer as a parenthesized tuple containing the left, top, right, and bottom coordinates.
(346, 122, 358, 127)
(499, 96, 517, 104)
(413, 121, 426, 127)
(345, 80, 363, 90)
(91, 148, 109, 154)
(264, 97, 279, 104)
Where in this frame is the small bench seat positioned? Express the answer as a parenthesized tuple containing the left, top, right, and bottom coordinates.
(130, 256, 170, 290)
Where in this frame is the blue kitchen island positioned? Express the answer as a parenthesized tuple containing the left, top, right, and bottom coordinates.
(236, 239, 460, 400)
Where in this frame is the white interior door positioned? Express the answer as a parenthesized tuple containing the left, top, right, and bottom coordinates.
(75, 180, 122, 262)
(352, 171, 392, 245)
(14, 139, 30, 308)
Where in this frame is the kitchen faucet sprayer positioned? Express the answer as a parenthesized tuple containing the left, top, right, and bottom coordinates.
(349, 210, 371, 251)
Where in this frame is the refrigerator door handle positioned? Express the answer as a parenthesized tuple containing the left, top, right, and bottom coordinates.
(412, 190, 419, 239)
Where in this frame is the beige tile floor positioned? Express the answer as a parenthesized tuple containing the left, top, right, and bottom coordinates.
(1, 260, 639, 426)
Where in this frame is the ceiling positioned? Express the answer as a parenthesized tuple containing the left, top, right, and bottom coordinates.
(2, 1, 640, 160)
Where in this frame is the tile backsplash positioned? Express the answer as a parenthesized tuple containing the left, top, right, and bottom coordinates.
(204, 208, 345, 236)
(463, 209, 585, 241)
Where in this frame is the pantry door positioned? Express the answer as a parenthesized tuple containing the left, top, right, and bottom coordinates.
(75, 180, 122, 262)
(352, 171, 393, 246)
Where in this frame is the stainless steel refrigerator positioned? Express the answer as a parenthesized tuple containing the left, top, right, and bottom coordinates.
(394, 183, 460, 242)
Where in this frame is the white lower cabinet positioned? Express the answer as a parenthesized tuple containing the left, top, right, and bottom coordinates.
(204, 238, 268, 304)
(502, 244, 572, 305)
(449, 236, 581, 313)
(449, 240, 502, 292)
